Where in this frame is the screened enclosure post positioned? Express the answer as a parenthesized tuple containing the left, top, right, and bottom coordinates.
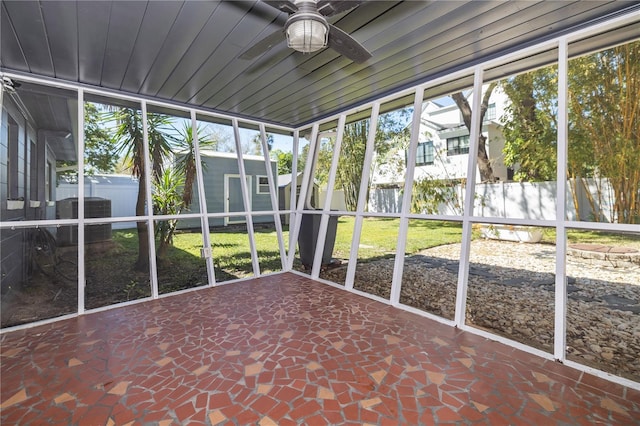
(344, 102, 380, 290)
(287, 124, 319, 270)
(554, 38, 569, 361)
(390, 88, 424, 306)
(231, 118, 260, 276)
(286, 130, 300, 268)
(191, 110, 216, 286)
(259, 124, 287, 271)
(454, 67, 484, 327)
(142, 101, 159, 299)
(311, 114, 346, 279)
(77, 89, 86, 314)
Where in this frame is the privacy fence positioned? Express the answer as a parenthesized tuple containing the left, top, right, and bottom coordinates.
(59, 176, 627, 223)
(362, 178, 626, 222)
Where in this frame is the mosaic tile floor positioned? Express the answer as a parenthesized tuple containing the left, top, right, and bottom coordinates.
(1, 273, 639, 425)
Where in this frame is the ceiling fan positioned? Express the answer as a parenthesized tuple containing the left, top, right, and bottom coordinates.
(239, 0, 371, 63)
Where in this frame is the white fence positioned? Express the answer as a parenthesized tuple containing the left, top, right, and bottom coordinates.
(363, 179, 622, 222)
(472, 179, 621, 221)
(57, 175, 138, 229)
(59, 175, 623, 223)
(368, 188, 403, 213)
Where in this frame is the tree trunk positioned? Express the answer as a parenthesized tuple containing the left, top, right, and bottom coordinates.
(156, 220, 178, 267)
(476, 134, 494, 183)
(135, 171, 150, 272)
(451, 83, 497, 183)
(182, 166, 195, 208)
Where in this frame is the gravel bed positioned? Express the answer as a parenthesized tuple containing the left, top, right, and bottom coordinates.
(321, 240, 640, 382)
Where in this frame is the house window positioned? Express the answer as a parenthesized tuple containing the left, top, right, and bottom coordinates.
(415, 141, 434, 166)
(485, 103, 496, 121)
(256, 175, 270, 194)
(446, 135, 470, 156)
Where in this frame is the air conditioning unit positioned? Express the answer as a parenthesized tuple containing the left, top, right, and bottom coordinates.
(56, 197, 112, 246)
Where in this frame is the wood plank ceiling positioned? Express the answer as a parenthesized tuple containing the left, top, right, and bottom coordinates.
(1, 1, 639, 128)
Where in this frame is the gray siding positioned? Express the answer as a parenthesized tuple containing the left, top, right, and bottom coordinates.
(1, 95, 58, 291)
(1, 100, 27, 289)
(183, 154, 278, 229)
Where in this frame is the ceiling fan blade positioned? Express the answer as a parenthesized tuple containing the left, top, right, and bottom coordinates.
(239, 29, 286, 59)
(317, 0, 364, 16)
(327, 24, 371, 63)
(262, 0, 298, 14)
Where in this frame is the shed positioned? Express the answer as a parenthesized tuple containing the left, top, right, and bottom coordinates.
(278, 172, 319, 211)
(188, 151, 278, 227)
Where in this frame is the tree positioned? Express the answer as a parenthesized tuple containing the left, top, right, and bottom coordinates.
(204, 126, 234, 153)
(411, 176, 465, 215)
(170, 123, 214, 210)
(568, 41, 640, 223)
(245, 133, 274, 155)
(501, 69, 558, 182)
(110, 108, 172, 271)
(451, 82, 498, 182)
(335, 120, 367, 210)
(297, 143, 310, 179)
(318, 109, 410, 211)
(147, 123, 216, 265)
(152, 167, 184, 261)
(84, 103, 118, 174)
(270, 149, 293, 175)
(501, 40, 639, 223)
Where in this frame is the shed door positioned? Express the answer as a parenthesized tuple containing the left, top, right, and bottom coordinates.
(224, 174, 251, 225)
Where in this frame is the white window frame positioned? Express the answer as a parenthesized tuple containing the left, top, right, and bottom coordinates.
(256, 175, 270, 194)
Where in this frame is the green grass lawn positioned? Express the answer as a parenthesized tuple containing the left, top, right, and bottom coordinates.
(333, 217, 462, 260)
(111, 218, 638, 268)
(110, 217, 463, 278)
(538, 227, 640, 249)
(105, 217, 637, 298)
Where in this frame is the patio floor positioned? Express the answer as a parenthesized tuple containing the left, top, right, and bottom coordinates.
(1, 273, 638, 425)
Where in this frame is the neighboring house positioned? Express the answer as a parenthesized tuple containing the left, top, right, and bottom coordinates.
(367, 85, 509, 214)
(413, 86, 510, 183)
(370, 85, 510, 191)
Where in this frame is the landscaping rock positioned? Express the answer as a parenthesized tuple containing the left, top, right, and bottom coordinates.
(321, 239, 640, 382)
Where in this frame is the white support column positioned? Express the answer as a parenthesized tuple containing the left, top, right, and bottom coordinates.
(142, 101, 159, 299)
(454, 67, 484, 327)
(287, 124, 319, 270)
(555, 38, 569, 361)
(390, 88, 424, 306)
(344, 103, 380, 290)
(287, 130, 300, 266)
(231, 119, 260, 276)
(77, 89, 85, 314)
(191, 110, 216, 286)
(311, 115, 346, 278)
(259, 124, 287, 270)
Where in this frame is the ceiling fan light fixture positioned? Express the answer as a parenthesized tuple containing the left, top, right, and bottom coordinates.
(285, 13, 329, 53)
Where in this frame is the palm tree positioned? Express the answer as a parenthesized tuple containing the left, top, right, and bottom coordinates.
(152, 123, 215, 264)
(152, 167, 184, 261)
(171, 123, 215, 210)
(111, 107, 172, 271)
